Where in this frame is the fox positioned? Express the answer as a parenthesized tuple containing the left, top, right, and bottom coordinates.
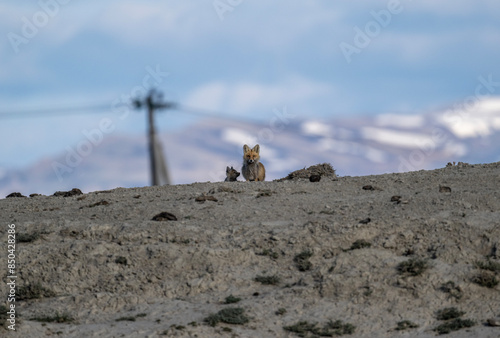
(242, 144, 266, 181)
(224, 166, 240, 182)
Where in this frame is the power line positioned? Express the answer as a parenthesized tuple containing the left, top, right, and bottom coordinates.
(0, 101, 258, 123)
(176, 104, 244, 120)
(0, 104, 113, 119)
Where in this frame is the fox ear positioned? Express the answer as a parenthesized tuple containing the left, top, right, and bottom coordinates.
(243, 144, 250, 152)
(252, 144, 260, 153)
(226, 166, 230, 172)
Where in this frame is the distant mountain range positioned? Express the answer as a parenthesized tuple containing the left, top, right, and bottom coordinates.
(1, 97, 500, 197)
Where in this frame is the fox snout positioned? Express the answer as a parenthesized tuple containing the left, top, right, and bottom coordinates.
(246, 159, 255, 164)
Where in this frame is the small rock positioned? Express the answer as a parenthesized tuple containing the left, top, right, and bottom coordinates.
(256, 190, 272, 198)
(115, 256, 128, 265)
(391, 195, 402, 203)
(87, 200, 110, 208)
(29, 193, 42, 197)
(6, 192, 26, 198)
(359, 217, 371, 224)
(195, 194, 218, 203)
(439, 185, 452, 193)
(309, 174, 321, 182)
(383, 235, 397, 249)
(487, 317, 500, 327)
(152, 212, 177, 221)
(362, 185, 374, 191)
(54, 188, 83, 197)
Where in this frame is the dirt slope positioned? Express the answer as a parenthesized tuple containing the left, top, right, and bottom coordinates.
(1, 162, 499, 337)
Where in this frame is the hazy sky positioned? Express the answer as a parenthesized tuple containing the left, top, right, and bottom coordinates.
(1, 1, 500, 169)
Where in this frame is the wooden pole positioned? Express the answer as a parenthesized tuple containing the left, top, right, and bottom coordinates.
(134, 89, 175, 186)
(146, 93, 159, 186)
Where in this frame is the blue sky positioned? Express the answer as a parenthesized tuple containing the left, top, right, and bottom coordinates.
(1, 0, 500, 169)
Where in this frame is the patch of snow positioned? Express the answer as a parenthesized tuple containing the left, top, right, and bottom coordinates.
(301, 121, 331, 137)
(221, 128, 257, 146)
(375, 114, 425, 129)
(318, 138, 354, 153)
(361, 127, 430, 149)
(438, 114, 492, 138)
(493, 117, 500, 129)
(317, 138, 387, 163)
(302, 121, 354, 139)
(474, 97, 500, 114)
(437, 97, 500, 138)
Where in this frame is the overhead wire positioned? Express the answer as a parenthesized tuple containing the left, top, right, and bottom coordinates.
(0, 104, 115, 119)
(0, 101, 262, 123)
(175, 104, 263, 124)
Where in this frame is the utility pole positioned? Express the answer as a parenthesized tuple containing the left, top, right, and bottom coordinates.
(133, 89, 175, 186)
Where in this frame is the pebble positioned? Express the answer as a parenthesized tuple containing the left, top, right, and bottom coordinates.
(487, 317, 500, 326)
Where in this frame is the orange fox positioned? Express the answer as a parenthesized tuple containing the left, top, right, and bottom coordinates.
(242, 144, 266, 181)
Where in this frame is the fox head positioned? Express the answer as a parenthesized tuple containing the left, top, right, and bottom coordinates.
(243, 144, 260, 164)
(226, 166, 240, 179)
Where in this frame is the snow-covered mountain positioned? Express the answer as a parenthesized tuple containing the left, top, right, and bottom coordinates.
(1, 97, 500, 197)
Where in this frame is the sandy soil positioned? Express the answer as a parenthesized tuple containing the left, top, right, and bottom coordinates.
(1, 162, 500, 337)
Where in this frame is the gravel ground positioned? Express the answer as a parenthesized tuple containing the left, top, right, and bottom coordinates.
(1, 162, 499, 337)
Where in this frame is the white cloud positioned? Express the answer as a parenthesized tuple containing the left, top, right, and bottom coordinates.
(184, 82, 226, 112)
(96, 2, 208, 46)
(184, 76, 335, 117)
(229, 2, 340, 50)
(1, 2, 89, 47)
(373, 32, 443, 64)
(0, 2, 200, 51)
(90, 1, 342, 51)
(408, 0, 500, 16)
